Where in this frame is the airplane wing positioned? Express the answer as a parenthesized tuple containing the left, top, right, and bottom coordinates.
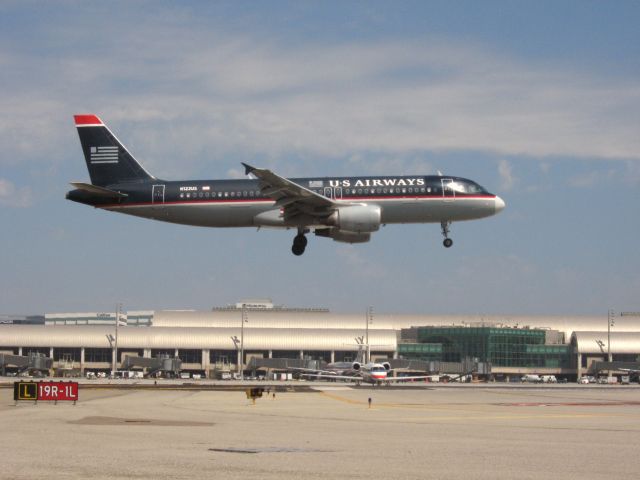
(384, 375, 431, 383)
(301, 373, 362, 382)
(291, 366, 355, 375)
(242, 163, 337, 222)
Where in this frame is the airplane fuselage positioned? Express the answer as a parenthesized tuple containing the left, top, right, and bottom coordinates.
(67, 175, 502, 229)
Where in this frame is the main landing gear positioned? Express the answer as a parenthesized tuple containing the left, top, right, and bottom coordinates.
(291, 230, 308, 256)
(441, 221, 453, 248)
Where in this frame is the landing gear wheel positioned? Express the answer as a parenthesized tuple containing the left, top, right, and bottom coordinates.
(291, 233, 307, 256)
(294, 234, 307, 248)
(440, 221, 453, 248)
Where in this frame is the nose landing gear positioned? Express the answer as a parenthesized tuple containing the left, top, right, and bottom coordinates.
(291, 230, 308, 256)
(441, 221, 453, 248)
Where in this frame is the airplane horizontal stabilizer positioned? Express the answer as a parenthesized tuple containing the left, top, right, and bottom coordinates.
(69, 182, 128, 198)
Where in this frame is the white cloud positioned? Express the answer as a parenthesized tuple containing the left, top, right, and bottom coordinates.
(497, 159, 516, 191)
(1, 12, 640, 181)
(0, 178, 33, 208)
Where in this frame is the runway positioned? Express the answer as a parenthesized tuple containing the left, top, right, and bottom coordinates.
(2, 382, 639, 479)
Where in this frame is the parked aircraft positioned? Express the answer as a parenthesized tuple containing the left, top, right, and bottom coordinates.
(67, 114, 505, 255)
(301, 360, 431, 386)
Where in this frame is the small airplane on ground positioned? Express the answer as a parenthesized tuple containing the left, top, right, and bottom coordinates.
(300, 359, 431, 386)
(295, 339, 430, 386)
(67, 114, 505, 255)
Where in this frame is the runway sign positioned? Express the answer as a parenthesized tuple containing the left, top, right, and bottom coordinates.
(14, 381, 79, 402)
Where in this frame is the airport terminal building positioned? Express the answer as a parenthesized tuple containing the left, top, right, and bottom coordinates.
(1, 301, 639, 380)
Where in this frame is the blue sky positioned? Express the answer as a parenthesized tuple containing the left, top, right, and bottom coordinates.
(1, 1, 639, 316)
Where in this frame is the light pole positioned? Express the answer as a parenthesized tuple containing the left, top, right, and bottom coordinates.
(366, 306, 373, 364)
(110, 303, 122, 378)
(231, 336, 240, 378)
(107, 334, 115, 376)
(607, 308, 615, 380)
(240, 304, 248, 380)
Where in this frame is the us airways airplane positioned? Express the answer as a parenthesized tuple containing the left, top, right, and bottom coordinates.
(67, 114, 505, 255)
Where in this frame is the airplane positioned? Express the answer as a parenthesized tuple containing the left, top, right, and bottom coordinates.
(301, 360, 432, 386)
(296, 346, 432, 385)
(67, 114, 506, 255)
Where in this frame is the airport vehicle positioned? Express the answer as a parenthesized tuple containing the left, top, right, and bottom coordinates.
(67, 114, 505, 255)
(578, 376, 596, 384)
(521, 374, 543, 383)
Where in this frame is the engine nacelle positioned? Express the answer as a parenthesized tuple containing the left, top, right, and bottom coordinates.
(351, 362, 361, 371)
(315, 228, 371, 244)
(328, 205, 381, 233)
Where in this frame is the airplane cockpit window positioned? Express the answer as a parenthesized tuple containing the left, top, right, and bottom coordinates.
(446, 180, 487, 194)
(462, 181, 486, 194)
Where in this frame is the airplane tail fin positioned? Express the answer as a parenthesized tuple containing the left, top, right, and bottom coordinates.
(73, 114, 155, 187)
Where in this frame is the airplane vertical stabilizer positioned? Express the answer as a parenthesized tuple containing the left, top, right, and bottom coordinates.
(74, 114, 155, 187)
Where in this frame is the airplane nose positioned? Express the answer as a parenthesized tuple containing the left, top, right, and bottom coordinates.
(494, 196, 506, 214)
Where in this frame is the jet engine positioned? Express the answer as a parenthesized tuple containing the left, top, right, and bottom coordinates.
(351, 362, 361, 371)
(327, 205, 381, 234)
